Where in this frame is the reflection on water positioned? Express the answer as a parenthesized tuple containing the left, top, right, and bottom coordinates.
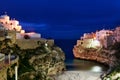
(91, 66, 102, 72)
(65, 59, 108, 72)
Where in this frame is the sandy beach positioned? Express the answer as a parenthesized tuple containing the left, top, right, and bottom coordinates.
(55, 71, 102, 80)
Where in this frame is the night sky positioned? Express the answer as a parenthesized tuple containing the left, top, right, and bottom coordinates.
(1, 0, 120, 39)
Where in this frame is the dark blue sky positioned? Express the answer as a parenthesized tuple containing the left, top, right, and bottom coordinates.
(1, 0, 120, 39)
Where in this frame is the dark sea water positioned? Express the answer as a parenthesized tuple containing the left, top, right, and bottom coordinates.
(22, 25, 108, 72)
(54, 39, 108, 72)
(54, 39, 76, 59)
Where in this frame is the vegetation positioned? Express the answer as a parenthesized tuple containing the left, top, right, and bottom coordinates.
(74, 40, 120, 80)
(103, 42, 120, 80)
(0, 39, 65, 80)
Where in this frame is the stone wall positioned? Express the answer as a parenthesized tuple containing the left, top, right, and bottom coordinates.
(0, 30, 17, 43)
(0, 37, 5, 41)
(7, 30, 16, 43)
(0, 30, 5, 41)
(16, 38, 54, 49)
(0, 56, 19, 80)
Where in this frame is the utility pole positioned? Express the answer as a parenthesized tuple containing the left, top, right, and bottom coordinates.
(15, 66, 18, 80)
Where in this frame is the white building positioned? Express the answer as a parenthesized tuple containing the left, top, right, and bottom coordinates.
(78, 29, 115, 48)
(77, 38, 101, 49)
(96, 29, 113, 41)
(0, 14, 41, 39)
(82, 32, 95, 39)
(0, 15, 22, 31)
(16, 32, 41, 39)
(103, 35, 114, 48)
(114, 27, 120, 42)
(95, 29, 114, 48)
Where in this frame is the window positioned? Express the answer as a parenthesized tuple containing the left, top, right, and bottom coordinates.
(106, 32, 108, 34)
(10, 23, 12, 25)
(5, 22, 8, 24)
(81, 42, 83, 45)
(24, 35, 30, 39)
(97, 36, 99, 39)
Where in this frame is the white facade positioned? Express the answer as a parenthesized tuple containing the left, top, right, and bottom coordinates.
(0, 14, 42, 40)
(82, 33, 95, 39)
(0, 15, 22, 31)
(16, 32, 41, 39)
(114, 27, 120, 42)
(77, 38, 101, 49)
(78, 29, 115, 48)
(96, 29, 113, 41)
(25, 32, 41, 39)
(103, 35, 114, 48)
(95, 29, 114, 48)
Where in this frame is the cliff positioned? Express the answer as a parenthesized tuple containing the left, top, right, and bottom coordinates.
(73, 41, 120, 80)
(0, 38, 65, 80)
(0, 14, 66, 80)
(73, 46, 116, 66)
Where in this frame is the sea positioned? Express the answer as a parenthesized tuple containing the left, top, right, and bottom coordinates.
(22, 25, 108, 72)
(54, 39, 108, 72)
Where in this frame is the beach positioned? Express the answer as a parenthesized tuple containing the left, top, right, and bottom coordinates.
(55, 71, 102, 80)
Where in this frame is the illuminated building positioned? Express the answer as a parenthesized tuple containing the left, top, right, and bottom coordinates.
(96, 29, 113, 41)
(77, 32, 101, 49)
(0, 14, 41, 39)
(77, 29, 115, 48)
(0, 15, 22, 31)
(114, 27, 120, 42)
(96, 29, 114, 48)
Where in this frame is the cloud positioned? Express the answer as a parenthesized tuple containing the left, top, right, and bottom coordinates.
(19, 21, 118, 39)
(20, 22, 49, 31)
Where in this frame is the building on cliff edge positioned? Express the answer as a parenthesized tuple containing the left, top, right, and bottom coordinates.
(0, 14, 54, 49)
(0, 14, 41, 41)
(76, 27, 120, 48)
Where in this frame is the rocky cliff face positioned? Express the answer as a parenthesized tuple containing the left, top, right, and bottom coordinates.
(0, 39, 65, 80)
(18, 45, 65, 80)
(73, 41, 120, 79)
(73, 46, 116, 66)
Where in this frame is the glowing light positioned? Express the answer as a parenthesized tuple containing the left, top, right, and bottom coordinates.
(90, 66, 102, 72)
(45, 43, 48, 47)
(20, 30, 25, 34)
(91, 39, 101, 47)
(93, 36, 96, 39)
